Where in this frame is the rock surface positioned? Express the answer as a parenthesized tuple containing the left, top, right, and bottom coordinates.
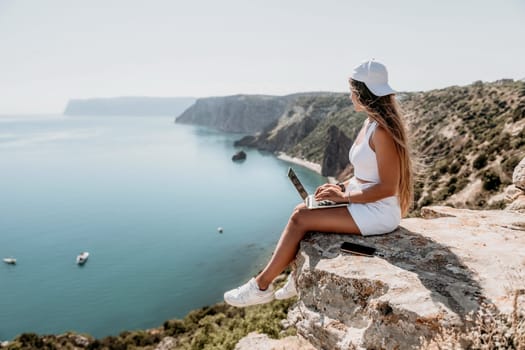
(232, 150, 247, 161)
(508, 195, 525, 213)
(155, 336, 176, 350)
(176, 95, 288, 133)
(505, 184, 523, 202)
(514, 157, 525, 190)
(280, 206, 525, 350)
(176, 93, 336, 133)
(235, 93, 357, 157)
(321, 125, 352, 177)
(234, 332, 316, 350)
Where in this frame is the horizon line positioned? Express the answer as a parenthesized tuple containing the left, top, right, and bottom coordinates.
(1, 77, 522, 115)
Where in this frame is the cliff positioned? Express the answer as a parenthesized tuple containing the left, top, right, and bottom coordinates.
(63, 97, 196, 116)
(234, 94, 364, 177)
(175, 92, 336, 133)
(237, 79, 525, 213)
(175, 94, 286, 133)
(401, 79, 525, 212)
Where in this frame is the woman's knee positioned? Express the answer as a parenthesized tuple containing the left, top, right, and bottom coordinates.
(289, 205, 309, 229)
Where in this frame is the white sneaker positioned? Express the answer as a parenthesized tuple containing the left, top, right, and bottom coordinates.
(274, 274, 298, 300)
(224, 278, 275, 307)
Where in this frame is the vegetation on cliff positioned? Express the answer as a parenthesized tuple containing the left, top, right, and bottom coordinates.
(235, 79, 525, 214)
(234, 93, 367, 176)
(403, 79, 525, 212)
(1, 298, 296, 350)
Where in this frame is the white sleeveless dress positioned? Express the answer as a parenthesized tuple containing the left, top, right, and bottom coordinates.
(346, 120, 401, 236)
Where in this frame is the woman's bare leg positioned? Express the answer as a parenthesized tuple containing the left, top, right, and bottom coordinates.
(255, 203, 361, 290)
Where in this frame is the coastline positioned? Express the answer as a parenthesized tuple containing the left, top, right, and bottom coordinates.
(276, 152, 322, 174)
(276, 152, 337, 183)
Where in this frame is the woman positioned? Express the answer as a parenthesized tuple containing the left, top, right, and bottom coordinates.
(224, 59, 414, 307)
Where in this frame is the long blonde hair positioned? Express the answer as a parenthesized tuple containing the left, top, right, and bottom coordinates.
(350, 79, 414, 216)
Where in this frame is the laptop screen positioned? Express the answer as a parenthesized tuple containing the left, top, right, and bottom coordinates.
(287, 168, 309, 200)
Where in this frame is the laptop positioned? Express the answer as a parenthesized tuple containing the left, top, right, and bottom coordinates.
(287, 168, 348, 209)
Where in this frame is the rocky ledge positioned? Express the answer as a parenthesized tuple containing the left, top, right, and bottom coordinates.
(292, 206, 525, 349)
(239, 206, 525, 349)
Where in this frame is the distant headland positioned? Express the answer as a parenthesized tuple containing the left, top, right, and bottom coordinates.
(63, 97, 196, 116)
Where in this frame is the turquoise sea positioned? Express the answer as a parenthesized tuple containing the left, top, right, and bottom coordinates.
(0, 115, 326, 341)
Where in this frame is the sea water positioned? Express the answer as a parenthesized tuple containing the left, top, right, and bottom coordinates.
(0, 115, 326, 340)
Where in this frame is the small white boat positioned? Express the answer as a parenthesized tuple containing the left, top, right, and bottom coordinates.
(3, 258, 16, 265)
(76, 252, 89, 265)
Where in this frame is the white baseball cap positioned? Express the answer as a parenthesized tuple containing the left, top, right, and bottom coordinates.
(350, 59, 396, 97)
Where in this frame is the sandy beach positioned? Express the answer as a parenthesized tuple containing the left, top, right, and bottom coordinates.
(277, 152, 337, 184)
(277, 152, 322, 173)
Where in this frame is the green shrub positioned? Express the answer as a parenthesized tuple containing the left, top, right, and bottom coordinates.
(414, 187, 422, 202)
(16, 333, 43, 348)
(481, 169, 501, 191)
(87, 340, 101, 350)
(455, 178, 469, 194)
(488, 200, 507, 209)
(128, 331, 156, 346)
(502, 154, 521, 176)
(164, 319, 187, 335)
(437, 160, 449, 174)
(435, 189, 447, 202)
(512, 104, 525, 122)
(447, 162, 460, 174)
(473, 153, 488, 169)
(99, 336, 127, 350)
(420, 195, 434, 207)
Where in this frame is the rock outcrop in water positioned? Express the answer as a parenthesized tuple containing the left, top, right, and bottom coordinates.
(232, 150, 247, 161)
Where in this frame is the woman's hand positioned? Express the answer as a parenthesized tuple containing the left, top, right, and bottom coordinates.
(314, 184, 347, 203)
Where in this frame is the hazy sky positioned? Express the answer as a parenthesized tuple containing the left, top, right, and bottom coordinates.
(0, 0, 524, 114)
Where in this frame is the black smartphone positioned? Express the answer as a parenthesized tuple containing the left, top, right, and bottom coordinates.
(340, 242, 376, 257)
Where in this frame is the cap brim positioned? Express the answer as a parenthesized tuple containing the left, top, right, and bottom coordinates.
(350, 75, 396, 97)
(366, 83, 396, 97)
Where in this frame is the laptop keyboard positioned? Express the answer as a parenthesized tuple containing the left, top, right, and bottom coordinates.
(318, 200, 337, 206)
